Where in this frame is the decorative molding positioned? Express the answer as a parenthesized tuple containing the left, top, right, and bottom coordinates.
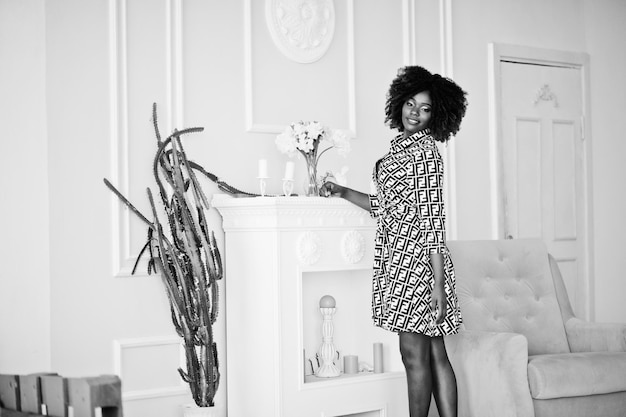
(212, 195, 375, 231)
(437, 0, 458, 241)
(402, 0, 417, 65)
(108, 0, 183, 277)
(108, 0, 133, 277)
(320, 403, 387, 417)
(166, 0, 184, 128)
(340, 230, 365, 264)
(265, 0, 336, 64)
(113, 336, 187, 401)
(534, 84, 559, 107)
(438, 0, 454, 77)
(297, 231, 322, 265)
(244, 0, 356, 137)
(345, 0, 356, 139)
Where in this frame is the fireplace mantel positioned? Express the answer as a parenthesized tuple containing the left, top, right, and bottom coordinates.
(214, 194, 374, 230)
(213, 194, 408, 417)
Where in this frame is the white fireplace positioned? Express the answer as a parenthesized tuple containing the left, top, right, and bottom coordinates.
(213, 194, 408, 417)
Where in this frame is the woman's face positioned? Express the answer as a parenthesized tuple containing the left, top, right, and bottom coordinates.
(401, 90, 432, 136)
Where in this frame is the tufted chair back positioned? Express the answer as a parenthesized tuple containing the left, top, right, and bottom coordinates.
(447, 239, 570, 356)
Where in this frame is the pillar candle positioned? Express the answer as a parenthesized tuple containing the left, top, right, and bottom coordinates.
(284, 161, 295, 180)
(258, 159, 268, 178)
(343, 355, 358, 374)
(373, 342, 383, 373)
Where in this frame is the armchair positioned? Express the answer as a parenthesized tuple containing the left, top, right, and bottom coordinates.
(444, 239, 626, 417)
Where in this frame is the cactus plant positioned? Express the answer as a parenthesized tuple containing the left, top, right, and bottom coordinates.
(104, 104, 223, 407)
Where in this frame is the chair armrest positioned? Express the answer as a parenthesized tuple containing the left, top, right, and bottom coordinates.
(565, 317, 626, 352)
(445, 330, 534, 417)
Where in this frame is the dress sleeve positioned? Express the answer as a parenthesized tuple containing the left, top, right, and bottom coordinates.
(369, 194, 381, 218)
(411, 145, 446, 254)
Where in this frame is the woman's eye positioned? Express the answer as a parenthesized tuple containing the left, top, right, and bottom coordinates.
(421, 107, 431, 113)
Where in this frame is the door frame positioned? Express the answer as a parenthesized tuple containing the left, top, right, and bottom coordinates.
(487, 43, 595, 320)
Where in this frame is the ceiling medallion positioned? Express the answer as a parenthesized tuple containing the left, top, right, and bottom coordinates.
(265, 0, 335, 64)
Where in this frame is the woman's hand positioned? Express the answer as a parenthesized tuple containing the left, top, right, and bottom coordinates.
(319, 181, 344, 198)
(431, 284, 447, 325)
(319, 182, 372, 213)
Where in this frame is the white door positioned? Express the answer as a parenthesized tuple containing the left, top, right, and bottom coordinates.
(500, 60, 589, 318)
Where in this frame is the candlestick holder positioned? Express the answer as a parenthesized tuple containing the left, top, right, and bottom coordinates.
(257, 177, 268, 197)
(316, 296, 341, 378)
(282, 178, 294, 196)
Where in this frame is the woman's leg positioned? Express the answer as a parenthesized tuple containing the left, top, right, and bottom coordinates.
(399, 332, 432, 417)
(430, 337, 457, 417)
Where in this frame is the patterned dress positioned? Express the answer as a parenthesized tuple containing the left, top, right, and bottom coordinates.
(369, 129, 462, 336)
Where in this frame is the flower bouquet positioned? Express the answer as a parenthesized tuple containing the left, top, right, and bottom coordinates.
(275, 121, 350, 196)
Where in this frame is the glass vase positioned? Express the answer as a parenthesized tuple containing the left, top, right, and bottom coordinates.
(304, 155, 319, 197)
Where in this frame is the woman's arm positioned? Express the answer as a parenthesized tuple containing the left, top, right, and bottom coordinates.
(319, 181, 371, 213)
(430, 253, 446, 324)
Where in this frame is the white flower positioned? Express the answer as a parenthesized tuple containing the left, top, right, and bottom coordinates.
(328, 129, 351, 156)
(293, 122, 306, 138)
(297, 136, 315, 153)
(275, 127, 297, 156)
(307, 121, 324, 141)
(334, 166, 349, 185)
(275, 121, 351, 159)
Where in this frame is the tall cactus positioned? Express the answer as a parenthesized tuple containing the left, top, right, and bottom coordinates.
(104, 104, 222, 407)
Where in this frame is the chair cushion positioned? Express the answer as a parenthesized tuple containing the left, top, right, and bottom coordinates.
(528, 352, 626, 399)
(448, 239, 570, 355)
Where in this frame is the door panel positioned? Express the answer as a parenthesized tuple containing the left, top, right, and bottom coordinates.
(553, 121, 577, 240)
(511, 117, 542, 239)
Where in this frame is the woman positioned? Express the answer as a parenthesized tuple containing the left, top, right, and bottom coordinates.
(320, 65, 467, 417)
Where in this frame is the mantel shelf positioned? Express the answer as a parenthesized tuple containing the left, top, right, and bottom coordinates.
(303, 370, 405, 388)
(212, 194, 376, 231)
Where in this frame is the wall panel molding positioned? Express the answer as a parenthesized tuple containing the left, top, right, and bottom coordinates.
(113, 336, 187, 401)
(108, 0, 183, 277)
(244, 0, 356, 137)
(108, 0, 132, 277)
(166, 0, 184, 129)
(402, 0, 417, 65)
(438, 0, 458, 240)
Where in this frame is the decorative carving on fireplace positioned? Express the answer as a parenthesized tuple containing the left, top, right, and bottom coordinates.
(341, 230, 365, 264)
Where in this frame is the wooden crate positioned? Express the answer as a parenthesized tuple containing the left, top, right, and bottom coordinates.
(0, 374, 122, 417)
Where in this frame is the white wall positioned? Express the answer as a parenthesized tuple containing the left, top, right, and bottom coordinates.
(0, 0, 51, 373)
(582, 0, 626, 322)
(1, 0, 626, 415)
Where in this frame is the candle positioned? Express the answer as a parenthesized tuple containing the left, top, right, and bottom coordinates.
(319, 295, 336, 308)
(284, 161, 295, 180)
(373, 342, 383, 373)
(258, 159, 268, 178)
(343, 355, 358, 374)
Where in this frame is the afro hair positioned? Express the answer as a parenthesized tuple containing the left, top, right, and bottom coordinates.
(384, 65, 468, 143)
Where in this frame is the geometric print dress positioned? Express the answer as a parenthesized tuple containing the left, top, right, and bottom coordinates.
(369, 128, 462, 336)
